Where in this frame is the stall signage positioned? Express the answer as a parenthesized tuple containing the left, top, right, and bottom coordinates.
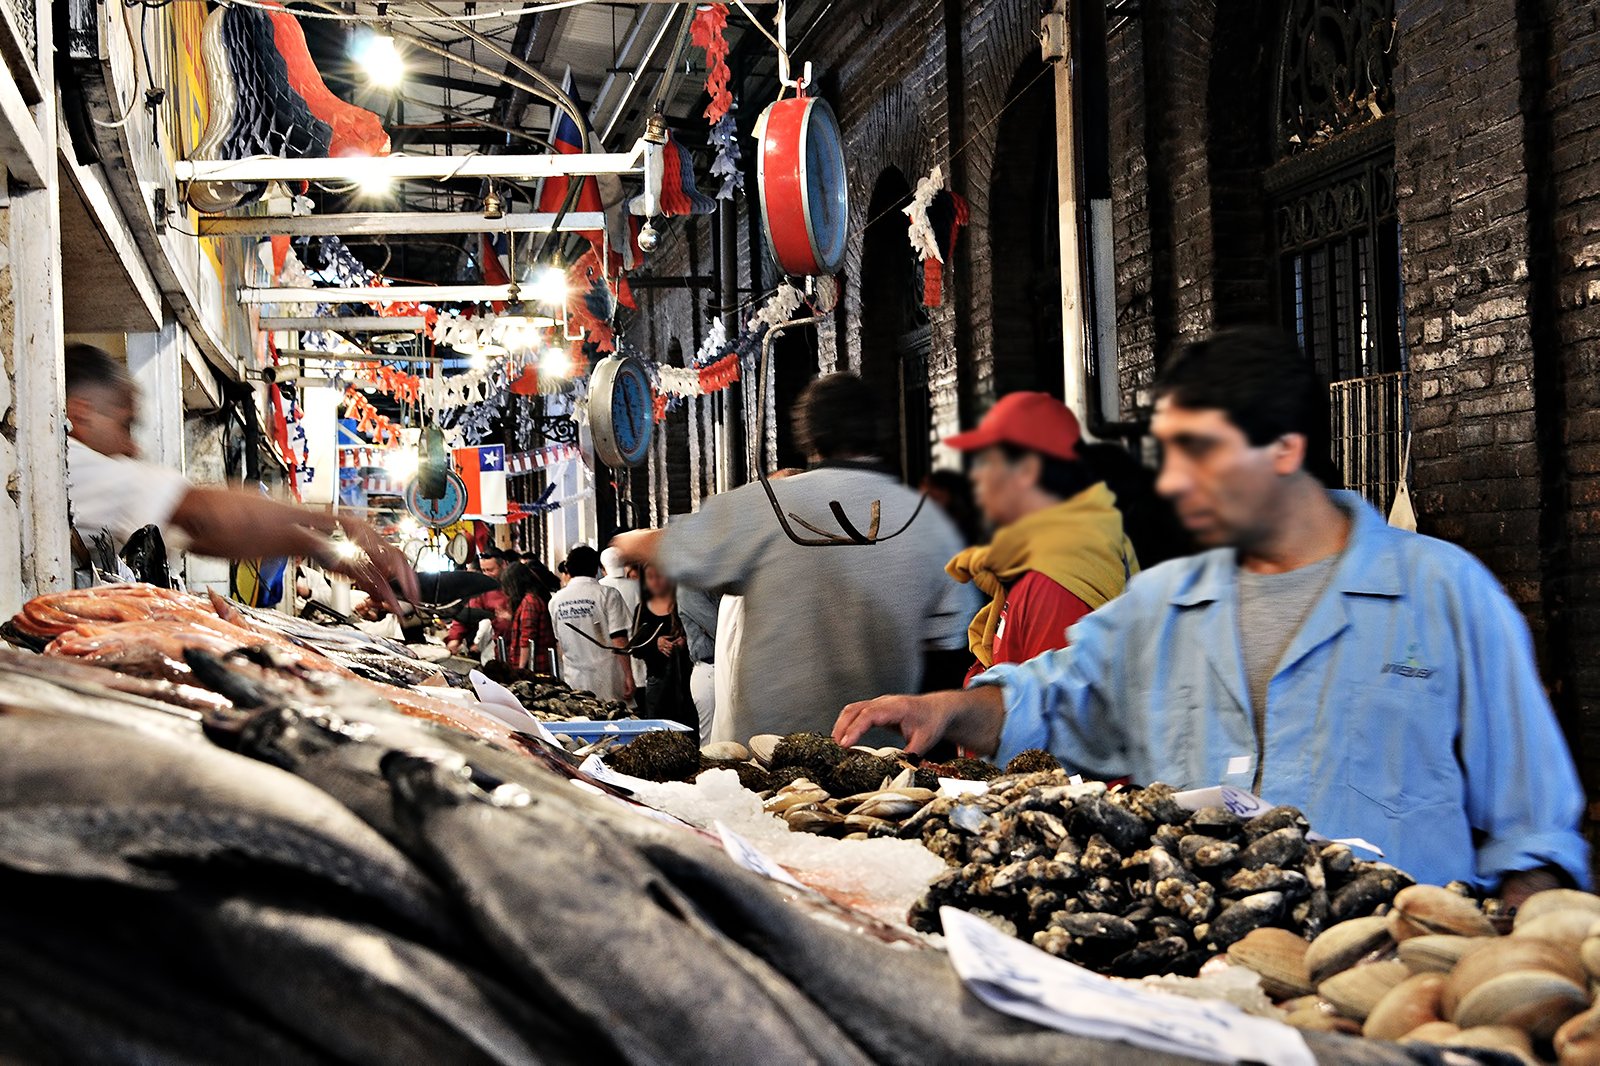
(941, 908, 1316, 1066)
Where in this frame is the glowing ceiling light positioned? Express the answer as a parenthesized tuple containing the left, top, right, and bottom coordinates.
(540, 344, 572, 379)
(384, 447, 419, 483)
(397, 515, 422, 539)
(357, 171, 393, 199)
(529, 265, 568, 307)
(356, 34, 404, 89)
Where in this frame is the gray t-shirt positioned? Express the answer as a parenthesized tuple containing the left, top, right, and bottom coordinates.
(1237, 552, 1341, 787)
(659, 467, 979, 742)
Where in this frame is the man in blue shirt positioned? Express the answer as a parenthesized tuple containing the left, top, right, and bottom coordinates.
(836, 327, 1587, 903)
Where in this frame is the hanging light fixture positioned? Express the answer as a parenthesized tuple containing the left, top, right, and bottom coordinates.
(356, 33, 404, 89)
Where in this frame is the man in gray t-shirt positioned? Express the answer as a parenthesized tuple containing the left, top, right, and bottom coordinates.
(613, 374, 978, 743)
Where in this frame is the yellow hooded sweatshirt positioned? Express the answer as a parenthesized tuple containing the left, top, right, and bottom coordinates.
(946, 483, 1139, 668)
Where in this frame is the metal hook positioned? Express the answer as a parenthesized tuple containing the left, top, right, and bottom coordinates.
(754, 314, 930, 546)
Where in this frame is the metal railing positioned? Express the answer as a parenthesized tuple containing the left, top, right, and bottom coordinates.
(1329, 370, 1406, 515)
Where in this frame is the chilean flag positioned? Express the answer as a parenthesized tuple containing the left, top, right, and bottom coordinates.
(536, 70, 605, 242)
(454, 445, 507, 520)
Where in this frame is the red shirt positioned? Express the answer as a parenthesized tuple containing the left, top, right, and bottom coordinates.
(444, 589, 512, 645)
(965, 571, 1092, 684)
(507, 595, 556, 672)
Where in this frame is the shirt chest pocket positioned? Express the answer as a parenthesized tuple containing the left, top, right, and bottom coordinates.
(1343, 679, 1460, 815)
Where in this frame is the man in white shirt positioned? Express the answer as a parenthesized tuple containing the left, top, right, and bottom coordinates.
(548, 545, 634, 702)
(65, 343, 417, 611)
(600, 545, 646, 692)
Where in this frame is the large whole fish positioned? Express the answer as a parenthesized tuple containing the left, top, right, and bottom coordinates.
(0, 710, 455, 944)
(384, 751, 874, 1066)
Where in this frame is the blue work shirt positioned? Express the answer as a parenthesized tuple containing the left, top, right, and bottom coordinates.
(975, 492, 1588, 890)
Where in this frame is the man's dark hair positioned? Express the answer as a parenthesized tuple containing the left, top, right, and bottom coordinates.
(64, 343, 134, 398)
(499, 561, 539, 606)
(793, 373, 881, 461)
(1152, 325, 1336, 484)
(996, 444, 1101, 502)
(565, 545, 601, 579)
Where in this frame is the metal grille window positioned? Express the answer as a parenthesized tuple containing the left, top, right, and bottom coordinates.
(1270, 0, 1406, 513)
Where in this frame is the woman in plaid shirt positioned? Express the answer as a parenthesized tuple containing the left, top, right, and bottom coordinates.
(500, 563, 556, 673)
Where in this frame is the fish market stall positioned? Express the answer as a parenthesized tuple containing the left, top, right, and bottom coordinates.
(0, 583, 1577, 1064)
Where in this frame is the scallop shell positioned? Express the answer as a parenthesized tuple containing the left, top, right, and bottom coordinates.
(1363, 972, 1446, 1041)
(1388, 884, 1496, 940)
(1317, 959, 1410, 1022)
(1226, 927, 1313, 999)
(700, 740, 751, 762)
(1452, 969, 1589, 1040)
(1306, 915, 1395, 985)
(1400, 1020, 1463, 1044)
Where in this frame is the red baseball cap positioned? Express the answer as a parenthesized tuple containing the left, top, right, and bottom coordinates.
(944, 392, 1082, 461)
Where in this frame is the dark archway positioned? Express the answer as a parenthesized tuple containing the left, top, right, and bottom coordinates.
(664, 339, 693, 515)
(859, 167, 932, 486)
(989, 58, 1065, 400)
(771, 326, 817, 471)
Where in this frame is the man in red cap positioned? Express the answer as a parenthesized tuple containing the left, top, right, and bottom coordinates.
(945, 392, 1138, 680)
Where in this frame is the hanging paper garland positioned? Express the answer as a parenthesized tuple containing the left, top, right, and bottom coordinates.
(904, 165, 943, 263)
(708, 112, 743, 201)
(749, 281, 806, 331)
(627, 131, 718, 218)
(691, 4, 732, 123)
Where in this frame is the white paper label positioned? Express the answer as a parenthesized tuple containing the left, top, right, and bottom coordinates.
(715, 821, 806, 889)
(1225, 755, 1252, 776)
(1172, 785, 1384, 856)
(466, 670, 560, 743)
(938, 778, 991, 798)
(942, 908, 1315, 1066)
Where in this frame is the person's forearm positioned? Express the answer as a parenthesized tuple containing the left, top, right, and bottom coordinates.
(941, 686, 1008, 754)
(172, 487, 336, 561)
(611, 529, 665, 568)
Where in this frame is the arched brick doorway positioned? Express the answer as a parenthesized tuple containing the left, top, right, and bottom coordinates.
(860, 167, 932, 485)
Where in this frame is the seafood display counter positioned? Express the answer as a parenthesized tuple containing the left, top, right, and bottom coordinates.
(0, 583, 1588, 1064)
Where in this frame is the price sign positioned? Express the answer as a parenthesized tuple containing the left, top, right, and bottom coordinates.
(942, 908, 1316, 1066)
(715, 821, 806, 889)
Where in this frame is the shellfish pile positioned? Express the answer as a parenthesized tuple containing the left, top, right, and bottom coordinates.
(903, 773, 1420, 978)
(1230, 886, 1600, 1064)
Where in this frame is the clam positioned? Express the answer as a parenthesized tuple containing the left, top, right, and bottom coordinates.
(1442, 937, 1586, 1018)
(784, 807, 844, 834)
(747, 734, 781, 765)
(1317, 958, 1410, 1022)
(1400, 1020, 1462, 1044)
(1363, 972, 1446, 1041)
(1514, 888, 1600, 929)
(700, 740, 750, 762)
(1582, 920, 1600, 981)
(1188, 805, 1242, 839)
(1319, 842, 1356, 877)
(1452, 968, 1589, 1040)
(1555, 1004, 1600, 1066)
(1513, 908, 1600, 952)
(1398, 934, 1484, 974)
(1387, 884, 1497, 941)
(1306, 915, 1395, 984)
(1329, 868, 1406, 922)
(843, 789, 935, 820)
(1226, 927, 1313, 999)
(763, 783, 830, 813)
(1284, 1005, 1361, 1034)
(842, 813, 898, 836)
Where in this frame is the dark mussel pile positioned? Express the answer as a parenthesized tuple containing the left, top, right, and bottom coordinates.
(906, 773, 1417, 978)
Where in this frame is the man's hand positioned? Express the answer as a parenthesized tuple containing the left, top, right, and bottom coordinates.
(338, 516, 421, 614)
(1501, 867, 1564, 912)
(834, 686, 1008, 755)
(610, 529, 664, 567)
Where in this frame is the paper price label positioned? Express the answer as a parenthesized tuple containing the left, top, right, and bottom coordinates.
(942, 908, 1315, 1066)
(715, 821, 806, 889)
(1172, 785, 1384, 856)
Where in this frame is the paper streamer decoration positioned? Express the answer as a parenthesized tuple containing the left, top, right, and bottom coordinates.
(691, 4, 732, 123)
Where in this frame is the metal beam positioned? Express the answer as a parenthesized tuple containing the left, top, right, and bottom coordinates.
(199, 210, 605, 238)
(176, 144, 643, 185)
(243, 285, 513, 304)
(260, 316, 429, 331)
